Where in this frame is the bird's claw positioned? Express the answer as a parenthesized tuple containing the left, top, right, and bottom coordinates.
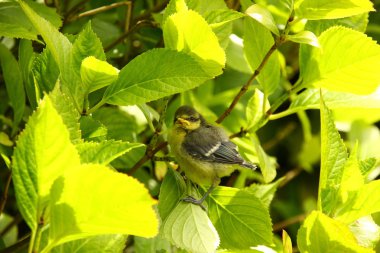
(182, 196, 207, 211)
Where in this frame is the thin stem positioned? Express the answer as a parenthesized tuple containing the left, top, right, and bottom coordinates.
(70, 1, 131, 21)
(0, 171, 12, 215)
(273, 213, 307, 232)
(87, 99, 106, 115)
(127, 141, 168, 175)
(216, 42, 277, 124)
(133, 0, 169, 22)
(105, 20, 155, 52)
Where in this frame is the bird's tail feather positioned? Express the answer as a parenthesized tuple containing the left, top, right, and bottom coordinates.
(242, 161, 258, 170)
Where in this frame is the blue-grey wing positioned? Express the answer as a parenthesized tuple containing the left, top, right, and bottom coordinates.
(183, 126, 244, 165)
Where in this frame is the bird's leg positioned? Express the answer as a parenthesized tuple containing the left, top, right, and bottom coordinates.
(182, 179, 219, 211)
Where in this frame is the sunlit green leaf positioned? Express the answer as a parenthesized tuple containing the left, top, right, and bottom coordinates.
(49, 164, 158, 248)
(335, 180, 380, 223)
(295, 0, 374, 20)
(163, 9, 226, 76)
(300, 26, 380, 95)
(244, 18, 280, 95)
(297, 211, 373, 253)
(282, 230, 292, 253)
(318, 94, 348, 214)
(208, 186, 272, 249)
(49, 87, 82, 145)
(246, 88, 270, 131)
(19, 0, 83, 111)
(206, 9, 245, 28)
(103, 49, 210, 105)
(245, 177, 285, 208)
(162, 201, 219, 253)
(76, 140, 144, 165)
(12, 95, 80, 230)
(72, 21, 106, 77)
(349, 216, 380, 249)
(246, 4, 279, 36)
(287, 31, 319, 47)
(80, 56, 119, 93)
(134, 235, 172, 253)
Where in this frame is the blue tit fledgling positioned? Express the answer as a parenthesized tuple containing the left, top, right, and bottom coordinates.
(168, 105, 257, 209)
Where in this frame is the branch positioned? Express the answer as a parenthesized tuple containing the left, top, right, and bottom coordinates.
(127, 141, 168, 175)
(0, 171, 12, 215)
(273, 213, 307, 232)
(133, 0, 169, 22)
(104, 20, 156, 52)
(215, 42, 278, 124)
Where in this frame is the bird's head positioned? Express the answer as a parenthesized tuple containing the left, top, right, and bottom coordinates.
(173, 106, 205, 131)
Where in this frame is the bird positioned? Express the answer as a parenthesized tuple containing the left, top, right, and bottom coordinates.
(168, 105, 257, 210)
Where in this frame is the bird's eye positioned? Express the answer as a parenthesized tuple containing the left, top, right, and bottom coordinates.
(188, 116, 198, 122)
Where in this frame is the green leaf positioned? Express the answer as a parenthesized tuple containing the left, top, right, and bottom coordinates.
(246, 88, 270, 131)
(163, 9, 226, 76)
(225, 34, 252, 74)
(252, 136, 277, 183)
(49, 164, 158, 248)
(205, 9, 245, 28)
(80, 56, 119, 93)
(18, 39, 37, 109)
(246, 4, 280, 36)
(12, 95, 80, 230)
(289, 89, 380, 112)
(282, 230, 292, 253)
(134, 235, 172, 253)
(162, 0, 188, 24)
(162, 202, 219, 253)
(349, 216, 380, 249)
(49, 87, 82, 145)
(79, 116, 107, 142)
(305, 13, 369, 36)
(287, 30, 319, 47)
(300, 26, 380, 95)
(76, 140, 144, 165)
(359, 158, 377, 179)
(318, 94, 348, 215)
(0, 1, 61, 40)
(0, 43, 25, 131)
(72, 21, 106, 76)
(92, 107, 137, 142)
(295, 0, 374, 20)
(244, 18, 280, 95)
(208, 186, 272, 249)
(245, 177, 285, 208)
(32, 48, 60, 93)
(335, 180, 380, 223)
(19, 0, 83, 111)
(50, 234, 127, 253)
(158, 169, 186, 221)
(297, 211, 374, 253)
(103, 49, 210, 106)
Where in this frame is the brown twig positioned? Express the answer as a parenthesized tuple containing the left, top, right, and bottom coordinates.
(133, 0, 169, 22)
(0, 171, 12, 215)
(215, 42, 278, 124)
(104, 20, 156, 52)
(273, 213, 307, 232)
(229, 127, 248, 139)
(279, 167, 303, 188)
(128, 141, 168, 175)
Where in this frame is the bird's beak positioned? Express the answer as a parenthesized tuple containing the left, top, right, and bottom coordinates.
(176, 117, 190, 126)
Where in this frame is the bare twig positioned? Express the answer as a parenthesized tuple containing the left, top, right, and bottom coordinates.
(279, 167, 303, 188)
(133, 0, 169, 22)
(0, 171, 12, 215)
(127, 141, 168, 175)
(104, 20, 155, 52)
(215, 42, 278, 124)
(273, 213, 307, 232)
